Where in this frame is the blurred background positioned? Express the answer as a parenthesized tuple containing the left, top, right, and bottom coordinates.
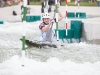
(0, 0, 99, 7)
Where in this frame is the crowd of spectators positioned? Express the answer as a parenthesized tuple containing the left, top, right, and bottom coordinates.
(0, 0, 22, 7)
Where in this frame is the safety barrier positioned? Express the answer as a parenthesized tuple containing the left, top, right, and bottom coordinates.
(26, 15, 41, 22)
(0, 21, 4, 24)
(68, 12, 86, 18)
(58, 20, 82, 43)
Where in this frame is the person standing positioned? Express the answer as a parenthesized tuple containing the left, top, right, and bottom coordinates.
(97, 0, 100, 6)
(0, 0, 7, 7)
(41, 0, 45, 13)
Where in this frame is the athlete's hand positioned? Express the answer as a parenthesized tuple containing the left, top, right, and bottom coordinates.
(50, 19, 55, 24)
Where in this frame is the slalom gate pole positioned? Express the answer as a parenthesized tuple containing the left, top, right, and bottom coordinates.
(55, 0, 59, 41)
(74, 0, 77, 17)
(77, 0, 80, 17)
(21, 0, 27, 66)
(66, 0, 68, 35)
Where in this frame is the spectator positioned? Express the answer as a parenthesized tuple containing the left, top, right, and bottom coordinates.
(7, 0, 12, 6)
(41, 0, 45, 13)
(0, 0, 7, 7)
(97, 0, 100, 6)
(41, 0, 60, 13)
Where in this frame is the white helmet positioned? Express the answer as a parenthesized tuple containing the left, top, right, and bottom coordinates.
(42, 12, 50, 19)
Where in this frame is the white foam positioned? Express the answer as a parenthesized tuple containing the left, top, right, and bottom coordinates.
(0, 21, 100, 75)
(0, 55, 100, 75)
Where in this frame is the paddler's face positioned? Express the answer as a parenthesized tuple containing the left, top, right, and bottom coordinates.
(43, 18, 50, 24)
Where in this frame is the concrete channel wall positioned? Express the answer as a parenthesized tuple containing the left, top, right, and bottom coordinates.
(0, 5, 100, 44)
(82, 20, 100, 44)
(0, 5, 22, 22)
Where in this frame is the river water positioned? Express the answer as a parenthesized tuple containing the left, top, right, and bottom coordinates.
(0, 21, 100, 75)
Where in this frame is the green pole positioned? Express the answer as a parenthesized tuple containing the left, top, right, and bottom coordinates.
(22, 0, 27, 66)
(55, 0, 59, 41)
(22, 7, 27, 50)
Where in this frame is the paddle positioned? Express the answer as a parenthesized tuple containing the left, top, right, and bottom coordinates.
(45, 8, 56, 42)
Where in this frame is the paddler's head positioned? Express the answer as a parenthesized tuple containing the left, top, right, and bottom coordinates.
(42, 12, 50, 24)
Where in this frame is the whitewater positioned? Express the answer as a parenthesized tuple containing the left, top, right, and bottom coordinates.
(0, 21, 100, 75)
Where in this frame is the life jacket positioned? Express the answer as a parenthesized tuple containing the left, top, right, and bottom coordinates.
(39, 19, 56, 42)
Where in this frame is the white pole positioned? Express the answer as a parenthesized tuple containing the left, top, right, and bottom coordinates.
(77, 0, 80, 18)
(55, 0, 59, 41)
(74, 0, 77, 17)
(66, 0, 68, 35)
(21, 0, 27, 66)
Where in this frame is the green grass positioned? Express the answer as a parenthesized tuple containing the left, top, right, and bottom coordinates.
(30, 1, 98, 6)
(3, 1, 98, 7)
(30, 1, 41, 5)
(67, 2, 98, 6)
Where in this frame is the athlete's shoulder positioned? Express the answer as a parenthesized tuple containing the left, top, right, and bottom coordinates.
(39, 22, 45, 29)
